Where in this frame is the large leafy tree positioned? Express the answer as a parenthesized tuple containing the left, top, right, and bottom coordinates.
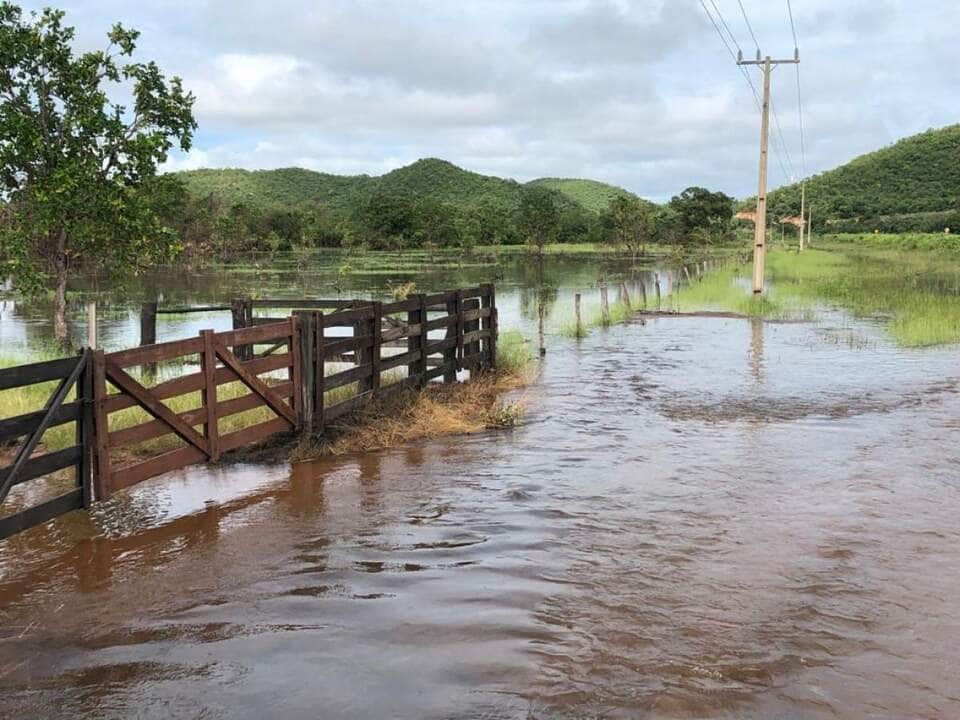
(669, 186, 734, 240)
(0, 4, 196, 343)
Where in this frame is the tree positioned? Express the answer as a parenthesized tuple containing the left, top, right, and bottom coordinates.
(668, 187, 734, 241)
(517, 185, 559, 255)
(0, 4, 196, 342)
(609, 195, 656, 260)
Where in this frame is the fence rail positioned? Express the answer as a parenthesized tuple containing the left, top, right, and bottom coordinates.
(0, 284, 497, 540)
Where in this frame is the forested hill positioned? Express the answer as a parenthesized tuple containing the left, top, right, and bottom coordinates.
(763, 124, 960, 232)
(167, 158, 647, 252)
(175, 158, 638, 216)
(526, 177, 641, 213)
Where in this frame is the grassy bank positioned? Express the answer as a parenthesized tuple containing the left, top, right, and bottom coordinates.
(291, 330, 535, 459)
(764, 246, 960, 346)
(655, 240, 960, 347)
(815, 232, 960, 252)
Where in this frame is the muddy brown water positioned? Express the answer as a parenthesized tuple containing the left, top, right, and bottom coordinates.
(2, 310, 960, 718)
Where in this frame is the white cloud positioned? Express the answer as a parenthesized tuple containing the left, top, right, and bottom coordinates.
(46, 0, 957, 200)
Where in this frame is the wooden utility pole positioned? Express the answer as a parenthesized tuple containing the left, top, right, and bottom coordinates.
(738, 50, 799, 293)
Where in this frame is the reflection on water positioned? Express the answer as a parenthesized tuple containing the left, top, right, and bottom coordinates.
(1, 257, 960, 718)
(1, 249, 666, 357)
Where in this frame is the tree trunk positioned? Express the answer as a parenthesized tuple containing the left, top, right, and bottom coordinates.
(52, 229, 69, 346)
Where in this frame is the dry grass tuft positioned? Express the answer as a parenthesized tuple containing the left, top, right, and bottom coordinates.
(292, 369, 530, 460)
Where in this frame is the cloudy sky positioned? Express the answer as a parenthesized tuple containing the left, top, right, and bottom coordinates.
(23, 0, 960, 200)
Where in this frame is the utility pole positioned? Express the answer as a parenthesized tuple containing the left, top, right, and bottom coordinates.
(738, 49, 799, 293)
(799, 182, 806, 251)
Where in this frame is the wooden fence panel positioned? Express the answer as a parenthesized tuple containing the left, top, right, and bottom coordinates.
(96, 321, 301, 497)
(0, 351, 92, 540)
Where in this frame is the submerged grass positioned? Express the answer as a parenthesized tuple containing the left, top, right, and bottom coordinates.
(667, 266, 815, 321)
(763, 246, 960, 347)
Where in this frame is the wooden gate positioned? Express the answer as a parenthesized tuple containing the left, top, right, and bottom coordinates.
(94, 319, 301, 499)
(0, 351, 93, 540)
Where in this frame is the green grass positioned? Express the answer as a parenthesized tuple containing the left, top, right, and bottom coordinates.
(763, 246, 960, 346)
(667, 266, 814, 321)
(496, 330, 536, 374)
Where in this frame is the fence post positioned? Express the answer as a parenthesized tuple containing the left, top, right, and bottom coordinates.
(655, 274, 662, 310)
(600, 285, 610, 326)
(463, 296, 480, 369)
(87, 301, 97, 349)
(294, 311, 314, 433)
(91, 349, 112, 502)
(140, 302, 157, 347)
(289, 315, 304, 428)
(443, 291, 460, 383)
(371, 301, 382, 394)
(481, 284, 497, 369)
(231, 298, 254, 360)
(315, 311, 326, 433)
(77, 348, 94, 508)
(408, 294, 427, 385)
(575, 293, 582, 336)
(200, 329, 220, 461)
(640, 279, 648, 308)
(620, 282, 631, 307)
(538, 300, 546, 356)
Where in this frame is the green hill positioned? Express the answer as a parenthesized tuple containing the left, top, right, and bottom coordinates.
(376, 158, 523, 210)
(526, 177, 639, 213)
(762, 125, 960, 231)
(176, 167, 376, 215)
(173, 158, 637, 217)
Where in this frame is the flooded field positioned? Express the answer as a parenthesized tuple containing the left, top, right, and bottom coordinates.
(1, 247, 959, 718)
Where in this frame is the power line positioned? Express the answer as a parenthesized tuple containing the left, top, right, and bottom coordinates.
(736, 0, 762, 52)
(787, 0, 806, 177)
(732, 0, 796, 182)
(786, 0, 799, 49)
(700, 0, 792, 180)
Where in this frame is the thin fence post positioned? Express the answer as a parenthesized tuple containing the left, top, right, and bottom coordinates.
(371, 301, 382, 394)
(620, 282, 631, 308)
(315, 311, 325, 433)
(575, 293, 582, 337)
(200, 329, 220, 461)
(140, 301, 157, 377)
(640, 279, 648, 308)
(538, 299, 546, 356)
(655, 274, 662, 310)
(600, 284, 610, 326)
(91, 349, 112, 502)
(683, 266, 691, 284)
(87, 301, 97, 349)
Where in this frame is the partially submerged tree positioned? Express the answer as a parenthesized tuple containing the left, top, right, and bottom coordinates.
(609, 195, 656, 260)
(0, 4, 196, 343)
(517, 185, 559, 256)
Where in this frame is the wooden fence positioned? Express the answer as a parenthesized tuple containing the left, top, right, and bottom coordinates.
(0, 353, 93, 540)
(0, 284, 497, 540)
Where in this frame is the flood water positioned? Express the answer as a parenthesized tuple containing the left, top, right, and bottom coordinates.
(1, 251, 959, 718)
